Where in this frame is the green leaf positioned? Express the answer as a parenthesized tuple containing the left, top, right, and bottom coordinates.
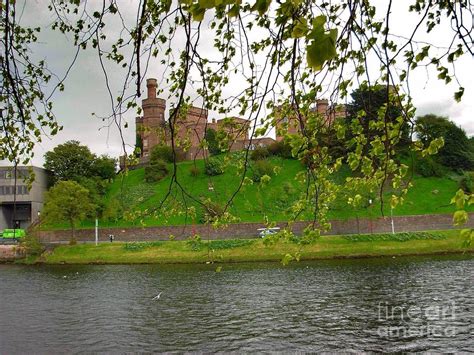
(454, 87, 464, 102)
(291, 17, 308, 38)
(162, 0, 172, 12)
(453, 210, 468, 226)
(451, 189, 466, 209)
(199, 0, 215, 9)
(281, 253, 294, 266)
(251, 0, 272, 16)
(227, 4, 240, 17)
(306, 34, 337, 71)
(190, 4, 206, 21)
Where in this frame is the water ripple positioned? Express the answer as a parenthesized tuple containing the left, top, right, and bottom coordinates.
(0, 255, 473, 353)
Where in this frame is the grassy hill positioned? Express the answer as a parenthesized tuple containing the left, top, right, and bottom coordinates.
(49, 157, 470, 229)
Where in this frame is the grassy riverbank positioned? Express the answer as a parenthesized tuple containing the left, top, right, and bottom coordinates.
(28, 230, 473, 265)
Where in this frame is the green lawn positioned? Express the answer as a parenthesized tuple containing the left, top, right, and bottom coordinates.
(45, 157, 470, 229)
(33, 230, 473, 265)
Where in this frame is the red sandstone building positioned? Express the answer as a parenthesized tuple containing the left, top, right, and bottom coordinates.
(134, 78, 346, 163)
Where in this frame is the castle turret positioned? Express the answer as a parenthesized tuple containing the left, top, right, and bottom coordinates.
(139, 78, 167, 157)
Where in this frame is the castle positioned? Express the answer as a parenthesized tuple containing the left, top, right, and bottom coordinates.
(134, 78, 346, 162)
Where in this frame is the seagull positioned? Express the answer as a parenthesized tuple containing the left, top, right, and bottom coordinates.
(152, 292, 162, 300)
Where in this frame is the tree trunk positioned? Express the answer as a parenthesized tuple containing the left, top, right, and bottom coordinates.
(70, 219, 75, 243)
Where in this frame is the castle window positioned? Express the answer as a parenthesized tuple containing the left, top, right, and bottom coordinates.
(143, 139, 148, 148)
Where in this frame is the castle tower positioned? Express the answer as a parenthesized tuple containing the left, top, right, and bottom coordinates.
(139, 78, 166, 157)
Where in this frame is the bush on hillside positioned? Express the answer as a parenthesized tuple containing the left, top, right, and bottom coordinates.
(189, 165, 200, 177)
(250, 146, 269, 161)
(144, 159, 169, 182)
(268, 140, 293, 158)
(415, 156, 445, 177)
(459, 172, 474, 193)
(150, 145, 185, 164)
(150, 145, 173, 163)
(205, 157, 224, 176)
(251, 159, 274, 182)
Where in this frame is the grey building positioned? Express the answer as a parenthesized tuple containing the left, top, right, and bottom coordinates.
(0, 166, 49, 230)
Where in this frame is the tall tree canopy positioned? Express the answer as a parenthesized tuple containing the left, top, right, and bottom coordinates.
(44, 140, 116, 183)
(416, 115, 474, 171)
(2, 1, 473, 236)
(43, 180, 96, 241)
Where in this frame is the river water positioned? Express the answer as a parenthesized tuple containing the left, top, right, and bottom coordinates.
(0, 255, 473, 353)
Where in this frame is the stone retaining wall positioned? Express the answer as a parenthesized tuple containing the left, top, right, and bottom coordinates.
(0, 245, 25, 261)
(38, 213, 473, 243)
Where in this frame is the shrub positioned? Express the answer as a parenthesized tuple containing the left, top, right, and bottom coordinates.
(21, 234, 44, 256)
(268, 140, 293, 158)
(205, 157, 224, 176)
(414, 156, 445, 177)
(189, 165, 200, 177)
(460, 172, 474, 193)
(343, 232, 445, 242)
(150, 145, 185, 163)
(207, 239, 255, 250)
(250, 146, 269, 161)
(251, 159, 274, 182)
(186, 235, 203, 251)
(144, 159, 169, 182)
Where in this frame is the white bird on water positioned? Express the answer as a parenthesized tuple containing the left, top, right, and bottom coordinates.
(152, 292, 162, 300)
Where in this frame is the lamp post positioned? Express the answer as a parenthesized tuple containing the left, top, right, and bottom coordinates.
(390, 207, 395, 235)
(37, 211, 41, 242)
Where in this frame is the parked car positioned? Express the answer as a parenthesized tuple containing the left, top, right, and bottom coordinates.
(257, 227, 280, 238)
(1, 229, 26, 239)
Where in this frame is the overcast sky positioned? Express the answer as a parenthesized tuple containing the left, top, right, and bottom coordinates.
(5, 1, 473, 167)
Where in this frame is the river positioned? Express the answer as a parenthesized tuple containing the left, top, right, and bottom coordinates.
(0, 255, 472, 353)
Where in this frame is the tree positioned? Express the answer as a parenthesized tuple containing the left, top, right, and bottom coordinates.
(44, 141, 116, 183)
(2, 1, 473, 241)
(91, 155, 117, 181)
(44, 141, 96, 183)
(204, 128, 220, 156)
(416, 115, 474, 171)
(43, 181, 96, 241)
(346, 85, 409, 150)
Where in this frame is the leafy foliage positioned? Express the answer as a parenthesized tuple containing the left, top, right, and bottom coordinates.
(21, 234, 44, 256)
(204, 128, 220, 156)
(251, 159, 274, 182)
(144, 159, 169, 182)
(205, 157, 224, 176)
(459, 172, 474, 193)
(250, 146, 270, 161)
(43, 181, 96, 240)
(414, 155, 445, 178)
(343, 232, 446, 242)
(150, 145, 175, 164)
(268, 140, 293, 159)
(44, 141, 96, 183)
(416, 115, 474, 171)
(44, 141, 116, 184)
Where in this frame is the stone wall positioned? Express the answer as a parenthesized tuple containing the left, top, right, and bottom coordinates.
(38, 213, 474, 243)
(0, 245, 25, 261)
